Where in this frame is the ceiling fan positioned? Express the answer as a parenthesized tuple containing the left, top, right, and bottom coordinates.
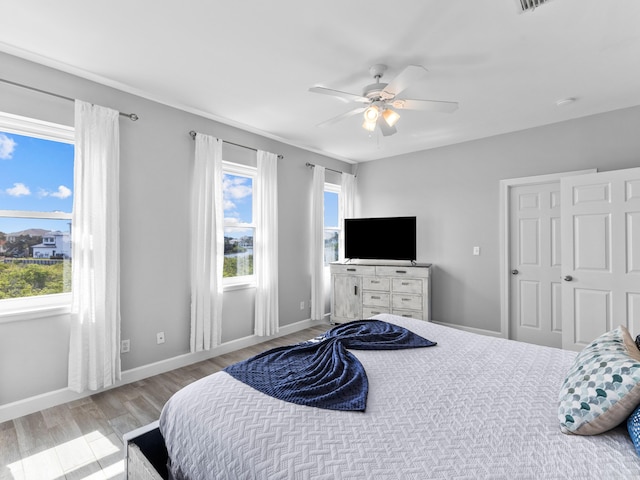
(309, 64, 459, 136)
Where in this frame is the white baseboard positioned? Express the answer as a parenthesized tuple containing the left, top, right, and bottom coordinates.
(431, 320, 505, 338)
(0, 317, 325, 424)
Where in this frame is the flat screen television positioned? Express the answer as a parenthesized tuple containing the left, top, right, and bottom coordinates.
(344, 216, 417, 261)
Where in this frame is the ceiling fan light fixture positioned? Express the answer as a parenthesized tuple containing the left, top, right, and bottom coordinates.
(382, 108, 400, 127)
(362, 119, 377, 132)
(363, 105, 380, 122)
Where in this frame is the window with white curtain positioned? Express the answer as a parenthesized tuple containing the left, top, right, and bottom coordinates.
(0, 111, 74, 317)
(324, 183, 341, 265)
(223, 161, 256, 286)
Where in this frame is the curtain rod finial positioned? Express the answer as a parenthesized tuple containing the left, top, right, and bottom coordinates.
(189, 130, 197, 139)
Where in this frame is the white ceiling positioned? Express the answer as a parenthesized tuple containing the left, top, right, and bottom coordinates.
(1, 1, 640, 163)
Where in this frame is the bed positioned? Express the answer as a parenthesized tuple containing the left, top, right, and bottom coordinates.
(158, 314, 640, 479)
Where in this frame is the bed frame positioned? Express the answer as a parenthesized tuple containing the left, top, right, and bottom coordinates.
(123, 421, 168, 480)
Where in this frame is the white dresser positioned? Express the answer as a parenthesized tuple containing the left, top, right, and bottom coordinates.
(330, 262, 431, 324)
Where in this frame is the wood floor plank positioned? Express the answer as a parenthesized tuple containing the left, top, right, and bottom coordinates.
(91, 391, 127, 421)
(62, 460, 107, 480)
(108, 412, 142, 439)
(71, 402, 114, 441)
(0, 426, 23, 479)
(88, 431, 124, 476)
(20, 446, 65, 480)
(124, 395, 160, 426)
(14, 412, 53, 453)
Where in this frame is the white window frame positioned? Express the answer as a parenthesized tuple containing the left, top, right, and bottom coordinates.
(0, 112, 74, 322)
(324, 183, 341, 267)
(222, 161, 257, 289)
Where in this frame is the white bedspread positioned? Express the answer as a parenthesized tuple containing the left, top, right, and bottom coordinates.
(159, 314, 640, 479)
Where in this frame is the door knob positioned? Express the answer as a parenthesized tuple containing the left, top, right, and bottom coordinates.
(511, 269, 519, 275)
(564, 275, 573, 282)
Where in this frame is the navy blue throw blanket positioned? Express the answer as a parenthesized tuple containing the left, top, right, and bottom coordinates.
(224, 320, 436, 412)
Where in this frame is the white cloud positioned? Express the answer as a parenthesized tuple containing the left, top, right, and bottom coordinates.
(37, 185, 73, 199)
(223, 177, 252, 200)
(6, 183, 30, 197)
(223, 176, 252, 216)
(0, 133, 17, 160)
(51, 185, 72, 199)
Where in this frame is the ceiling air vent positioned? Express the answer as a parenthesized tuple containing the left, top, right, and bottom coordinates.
(516, 0, 551, 12)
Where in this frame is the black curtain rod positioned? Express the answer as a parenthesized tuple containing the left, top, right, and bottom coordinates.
(305, 162, 348, 176)
(189, 130, 283, 159)
(0, 77, 139, 121)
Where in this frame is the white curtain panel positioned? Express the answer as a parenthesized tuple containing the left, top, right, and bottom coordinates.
(254, 150, 279, 336)
(190, 133, 224, 352)
(310, 165, 325, 321)
(68, 100, 121, 393)
(339, 172, 356, 261)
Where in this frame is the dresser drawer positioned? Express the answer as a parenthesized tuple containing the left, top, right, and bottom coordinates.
(375, 265, 430, 278)
(330, 264, 376, 276)
(363, 291, 390, 307)
(363, 306, 390, 318)
(392, 278, 423, 294)
(392, 293, 422, 311)
(391, 309, 424, 320)
(363, 276, 390, 291)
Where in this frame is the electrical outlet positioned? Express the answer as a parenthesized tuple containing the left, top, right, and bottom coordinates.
(156, 332, 165, 344)
(300, 301, 305, 310)
(121, 339, 130, 353)
(473, 246, 480, 256)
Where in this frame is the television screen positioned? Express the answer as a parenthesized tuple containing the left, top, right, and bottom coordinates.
(344, 216, 416, 261)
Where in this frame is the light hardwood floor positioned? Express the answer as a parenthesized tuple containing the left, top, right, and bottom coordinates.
(0, 323, 330, 480)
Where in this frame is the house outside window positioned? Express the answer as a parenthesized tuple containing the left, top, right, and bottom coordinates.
(0, 112, 74, 315)
(324, 183, 340, 265)
(223, 161, 256, 286)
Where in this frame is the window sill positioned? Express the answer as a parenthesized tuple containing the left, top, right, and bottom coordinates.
(223, 281, 256, 292)
(0, 293, 72, 324)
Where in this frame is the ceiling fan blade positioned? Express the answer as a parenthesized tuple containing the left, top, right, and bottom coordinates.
(392, 98, 459, 113)
(382, 65, 428, 98)
(309, 86, 369, 104)
(316, 107, 367, 128)
(378, 120, 397, 137)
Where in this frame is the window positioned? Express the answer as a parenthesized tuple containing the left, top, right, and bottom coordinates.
(223, 161, 256, 285)
(0, 112, 74, 314)
(324, 183, 340, 265)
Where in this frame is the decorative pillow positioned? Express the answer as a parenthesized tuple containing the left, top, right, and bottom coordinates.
(628, 404, 640, 456)
(558, 326, 640, 435)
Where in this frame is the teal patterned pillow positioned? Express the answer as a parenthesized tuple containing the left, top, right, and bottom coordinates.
(558, 326, 640, 435)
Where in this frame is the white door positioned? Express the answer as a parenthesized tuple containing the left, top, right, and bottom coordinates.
(561, 167, 640, 351)
(509, 183, 563, 347)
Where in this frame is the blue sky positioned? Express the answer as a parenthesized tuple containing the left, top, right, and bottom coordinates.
(223, 173, 252, 239)
(324, 190, 338, 227)
(0, 130, 74, 233)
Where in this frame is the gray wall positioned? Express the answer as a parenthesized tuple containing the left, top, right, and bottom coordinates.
(0, 52, 351, 405)
(355, 106, 640, 333)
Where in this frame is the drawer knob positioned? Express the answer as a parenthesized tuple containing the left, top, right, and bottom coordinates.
(401, 282, 410, 286)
